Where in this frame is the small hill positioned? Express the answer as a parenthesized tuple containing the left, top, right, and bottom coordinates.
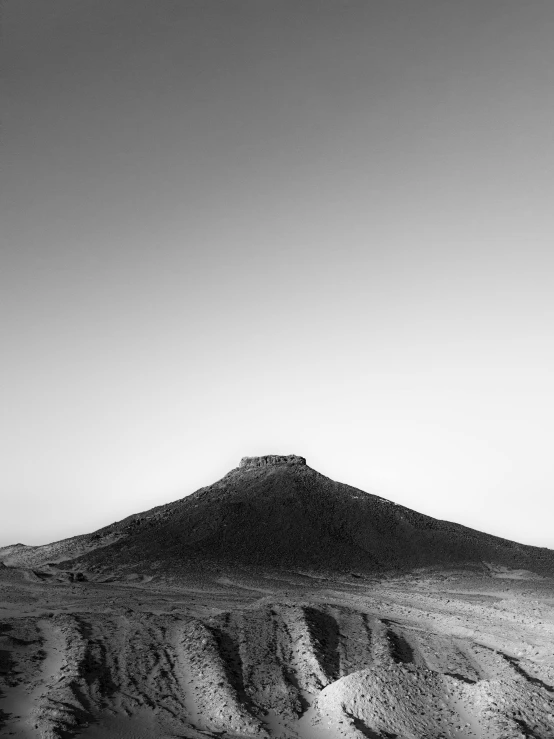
(3, 455, 553, 575)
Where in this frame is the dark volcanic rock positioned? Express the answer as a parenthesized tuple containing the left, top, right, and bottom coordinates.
(17, 455, 551, 577)
(240, 455, 306, 468)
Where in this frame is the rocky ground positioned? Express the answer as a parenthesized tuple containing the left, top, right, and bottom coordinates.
(1, 563, 554, 739)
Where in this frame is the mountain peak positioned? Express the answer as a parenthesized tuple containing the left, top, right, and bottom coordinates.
(239, 454, 306, 468)
(5, 456, 554, 577)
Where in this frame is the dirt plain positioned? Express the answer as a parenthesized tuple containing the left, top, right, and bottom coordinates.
(2, 457, 554, 738)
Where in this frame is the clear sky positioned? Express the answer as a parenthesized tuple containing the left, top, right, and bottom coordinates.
(2, 0, 554, 549)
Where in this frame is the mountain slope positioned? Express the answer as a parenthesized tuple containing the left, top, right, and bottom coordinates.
(2, 455, 553, 575)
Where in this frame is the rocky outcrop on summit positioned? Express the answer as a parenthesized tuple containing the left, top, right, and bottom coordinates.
(240, 455, 306, 468)
(8, 455, 554, 577)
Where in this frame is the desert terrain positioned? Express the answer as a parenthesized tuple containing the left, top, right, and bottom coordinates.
(1, 457, 554, 739)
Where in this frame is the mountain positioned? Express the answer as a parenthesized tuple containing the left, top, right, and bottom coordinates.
(3, 455, 552, 576)
(2, 456, 554, 739)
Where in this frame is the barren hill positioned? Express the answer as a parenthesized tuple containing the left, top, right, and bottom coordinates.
(3, 455, 553, 576)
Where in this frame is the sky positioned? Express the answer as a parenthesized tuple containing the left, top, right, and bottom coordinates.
(2, 0, 554, 549)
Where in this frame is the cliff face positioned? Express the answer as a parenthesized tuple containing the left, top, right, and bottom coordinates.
(239, 455, 306, 468)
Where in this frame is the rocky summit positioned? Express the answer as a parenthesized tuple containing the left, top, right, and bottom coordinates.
(240, 455, 307, 468)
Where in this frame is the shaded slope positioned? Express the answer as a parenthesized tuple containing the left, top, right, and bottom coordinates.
(3, 456, 554, 575)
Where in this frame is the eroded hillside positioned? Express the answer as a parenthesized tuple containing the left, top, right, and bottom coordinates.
(1, 565, 554, 738)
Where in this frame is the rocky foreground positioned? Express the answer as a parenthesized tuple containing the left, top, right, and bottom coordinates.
(2, 565, 554, 739)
